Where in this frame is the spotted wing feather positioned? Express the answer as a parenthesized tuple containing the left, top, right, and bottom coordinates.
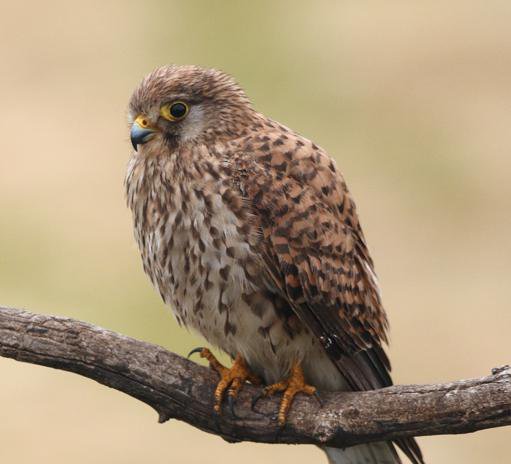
(233, 127, 423, 464)
(235, 130, 387, 366)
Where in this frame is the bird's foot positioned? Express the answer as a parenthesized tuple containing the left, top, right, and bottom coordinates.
(251, 360, 320, 427)
(188, 347, 261, 415)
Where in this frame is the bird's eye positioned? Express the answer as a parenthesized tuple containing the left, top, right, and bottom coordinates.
(160, 101, 189, 121)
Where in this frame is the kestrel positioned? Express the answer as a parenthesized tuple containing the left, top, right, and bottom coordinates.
(125, 65, 424, 464)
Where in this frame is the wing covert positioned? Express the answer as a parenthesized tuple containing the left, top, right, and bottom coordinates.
(232, 132, 390, 389)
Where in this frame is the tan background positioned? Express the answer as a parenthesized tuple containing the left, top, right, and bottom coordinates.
(0, 1, 510, 462)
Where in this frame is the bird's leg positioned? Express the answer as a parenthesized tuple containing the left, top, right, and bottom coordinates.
(252, 360, 318, 427)
(189, 348, 261, 415)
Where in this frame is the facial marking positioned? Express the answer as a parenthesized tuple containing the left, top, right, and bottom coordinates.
(179, 104, 206, 142)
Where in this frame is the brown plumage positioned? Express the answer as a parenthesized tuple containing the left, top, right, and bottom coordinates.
(125, 65, 424, 464)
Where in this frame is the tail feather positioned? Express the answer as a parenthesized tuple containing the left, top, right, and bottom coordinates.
(396, 438, 424, 464)
(323, 442, 401, 464)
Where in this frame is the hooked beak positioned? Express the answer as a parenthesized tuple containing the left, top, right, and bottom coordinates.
(130, 115, 157, 151)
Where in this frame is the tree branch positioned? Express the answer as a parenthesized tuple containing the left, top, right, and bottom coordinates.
(0, 306, 509, 448)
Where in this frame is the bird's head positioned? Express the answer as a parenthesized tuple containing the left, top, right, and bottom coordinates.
(128, 65, 254, 152)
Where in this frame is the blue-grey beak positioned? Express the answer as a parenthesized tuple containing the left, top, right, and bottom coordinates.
(130, 120, 157, 151)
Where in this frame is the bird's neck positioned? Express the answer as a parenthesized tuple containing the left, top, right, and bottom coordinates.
(125, 141, 231, 217)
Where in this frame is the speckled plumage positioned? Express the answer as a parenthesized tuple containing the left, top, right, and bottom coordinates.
(125, 65, 423, 464)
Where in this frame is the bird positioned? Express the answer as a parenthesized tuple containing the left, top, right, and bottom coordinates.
(125, 64, 424, 464)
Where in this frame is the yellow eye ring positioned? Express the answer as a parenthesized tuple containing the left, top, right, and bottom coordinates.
(160, 101, 189, 121)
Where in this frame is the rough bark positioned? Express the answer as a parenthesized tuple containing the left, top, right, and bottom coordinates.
(0, 306, 509, 448)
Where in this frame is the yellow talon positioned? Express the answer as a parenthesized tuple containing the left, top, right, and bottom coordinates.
(258, 360, 317, 427)
(195, 348, 261, 414)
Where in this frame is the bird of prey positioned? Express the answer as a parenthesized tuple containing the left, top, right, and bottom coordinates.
(125, 65, 424, 464)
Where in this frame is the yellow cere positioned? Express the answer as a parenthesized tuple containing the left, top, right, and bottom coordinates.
(134, 114, 151, 128)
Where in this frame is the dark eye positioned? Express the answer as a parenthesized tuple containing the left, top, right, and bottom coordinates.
(160, 101, 189, 121)
(170, 102, 187, 118)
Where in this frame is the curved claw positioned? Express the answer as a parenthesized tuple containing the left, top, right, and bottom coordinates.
(251, 391, 265, 411)
(313, 391, 323, 408)
(227, 394, 238, 418)
(187, 347, 206, 359)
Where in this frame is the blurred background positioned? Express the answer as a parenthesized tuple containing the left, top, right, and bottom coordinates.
(0, 1, 509, 462)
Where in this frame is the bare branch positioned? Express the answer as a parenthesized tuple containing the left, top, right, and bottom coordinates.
(0, 306, 509, 448)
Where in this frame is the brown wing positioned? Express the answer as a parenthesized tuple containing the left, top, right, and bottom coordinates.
(234, 131, 388, 377)
(233, 128, 423, 464)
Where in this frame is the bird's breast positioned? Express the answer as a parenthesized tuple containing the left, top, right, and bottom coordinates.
(125, 155, 348, 389)
(127, 156, 267, 352)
